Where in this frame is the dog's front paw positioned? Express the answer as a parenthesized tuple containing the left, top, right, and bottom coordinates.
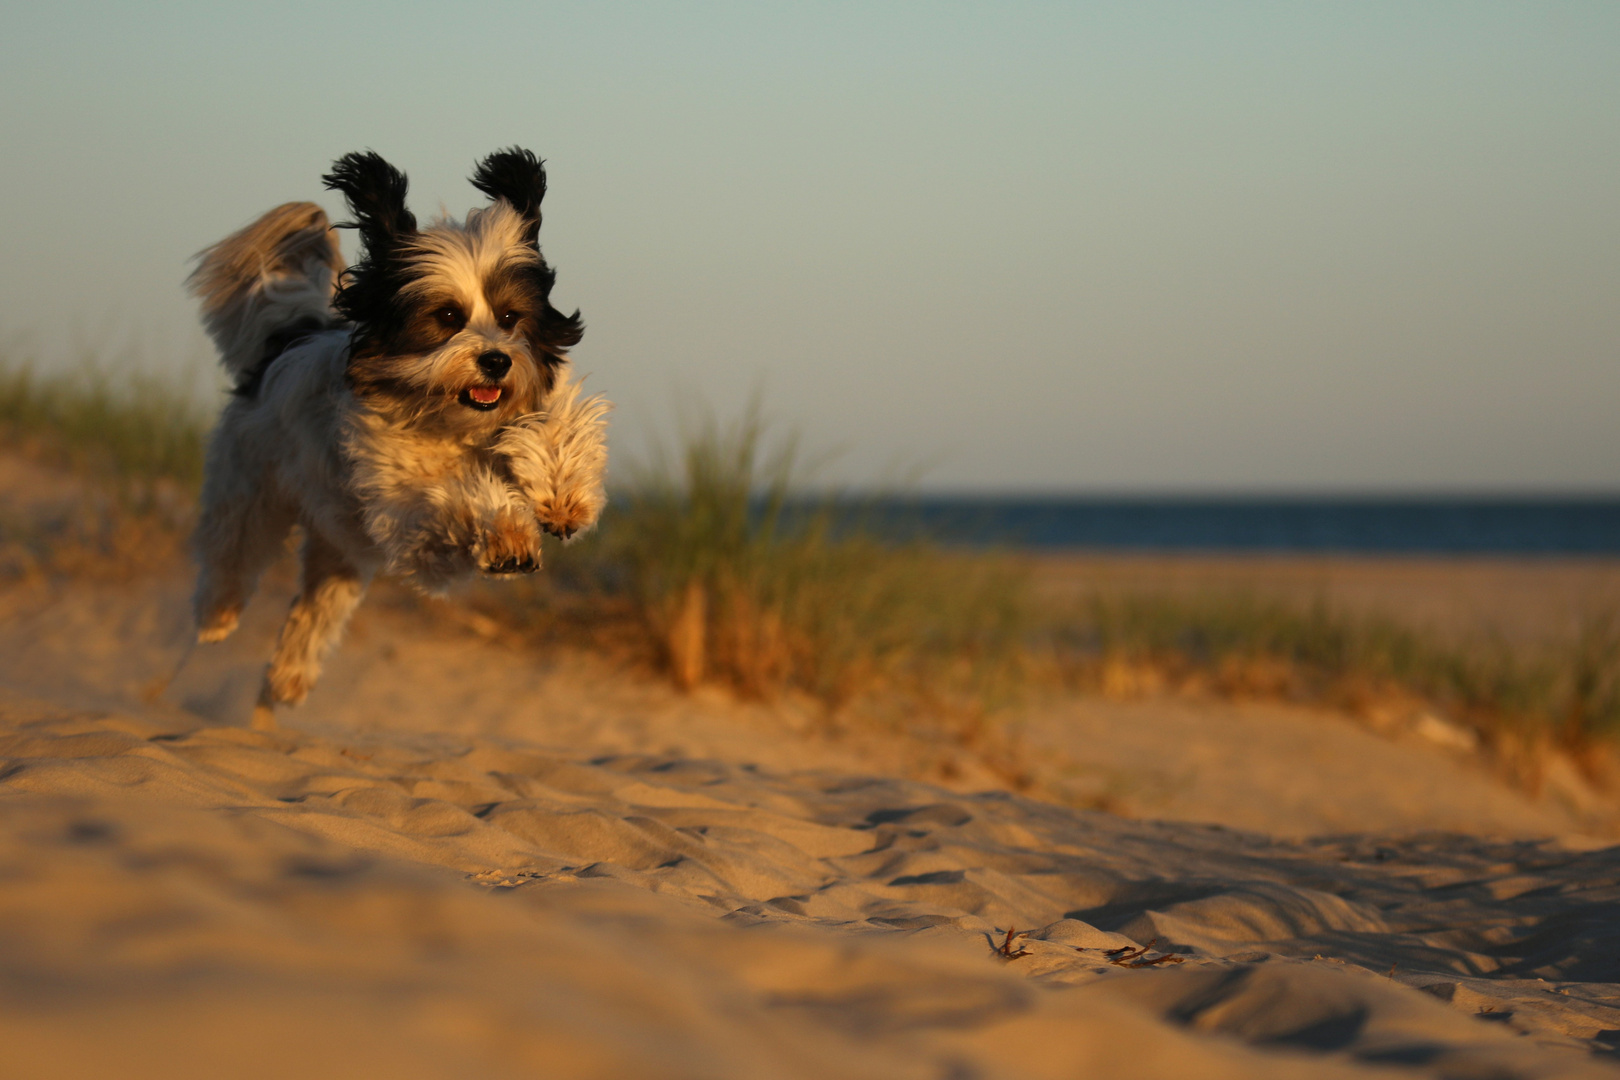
(475, 510, 543, 575)
(535, 488, 604, 541)
(483, 553, 539, 575)
(493, 376, 609, 543)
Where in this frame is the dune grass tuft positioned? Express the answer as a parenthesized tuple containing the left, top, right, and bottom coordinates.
(0, 358, 211, 576)
(507, 408, 1032, 729)
(1046, 589, 1620, 769)
(4, 357, 1619, 783)
(0, 360, 210, 491)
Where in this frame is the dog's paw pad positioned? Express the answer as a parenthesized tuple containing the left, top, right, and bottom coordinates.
(479, 563, 537, 579)
(535, 494, 600, 542)
(482, 553, 540, 575)
(477, 512, 542, 575)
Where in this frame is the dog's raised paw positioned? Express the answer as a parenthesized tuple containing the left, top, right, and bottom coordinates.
(535, 492, 600, 542)
(482, 553, 539, 575)
(476, 510, 542, 576)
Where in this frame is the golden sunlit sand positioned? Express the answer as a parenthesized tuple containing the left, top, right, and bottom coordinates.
(1029, 553, 1620, 650)
(2, 403, 1618, 1077)
(4, 2, 1618, 1074)
(3, 534, 1620, 1077)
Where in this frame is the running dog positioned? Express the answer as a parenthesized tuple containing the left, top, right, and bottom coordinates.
(187, 147, 608, 727)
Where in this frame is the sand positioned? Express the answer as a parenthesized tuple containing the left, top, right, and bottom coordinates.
(2, 558, 1620, 1078)
(3, 694, 1619, 1079)
(2, 558, 1607, 839)
(6, 432, 1620, 1079)
(1028, 553, 1620, 649)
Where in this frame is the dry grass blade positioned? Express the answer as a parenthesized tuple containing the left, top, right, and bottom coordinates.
(993, 928, 1030, 960)
(1102, 939, 1184, 967)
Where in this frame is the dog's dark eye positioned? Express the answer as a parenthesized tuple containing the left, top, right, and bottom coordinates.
(435, 306, 465, 329)
(497, 310, 521, 330)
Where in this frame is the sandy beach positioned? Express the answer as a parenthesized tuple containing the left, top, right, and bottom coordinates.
(2, 545, 1620, 1078)
(3, 1, 1617, 1073)
(1027, 553, 1620, 649)
(7, 3, 1619, 1073)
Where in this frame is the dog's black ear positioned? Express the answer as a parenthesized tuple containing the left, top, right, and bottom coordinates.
(323, 151, 417, 255)
(471, 147, 547, 244)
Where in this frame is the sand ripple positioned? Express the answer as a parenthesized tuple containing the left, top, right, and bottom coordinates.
(2, 693, 1618, 1078)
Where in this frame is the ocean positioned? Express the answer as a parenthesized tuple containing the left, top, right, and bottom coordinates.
(856, 497, 1620, 555)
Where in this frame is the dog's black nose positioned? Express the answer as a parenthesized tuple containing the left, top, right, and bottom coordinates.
(477, 351, 512, 378)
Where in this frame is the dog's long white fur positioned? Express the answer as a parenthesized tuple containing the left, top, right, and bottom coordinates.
(187, 200, 608, 725)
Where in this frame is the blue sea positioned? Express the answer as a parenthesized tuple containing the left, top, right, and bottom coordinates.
(857, 497, 1620, 555)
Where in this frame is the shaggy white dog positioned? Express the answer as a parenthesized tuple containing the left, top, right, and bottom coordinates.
(187, 148, 608, 727)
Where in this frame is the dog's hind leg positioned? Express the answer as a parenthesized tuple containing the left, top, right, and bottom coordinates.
(193, 440, 297, 643)
(256, 528, 368, 724)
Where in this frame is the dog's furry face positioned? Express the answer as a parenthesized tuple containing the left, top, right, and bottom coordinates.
(323, 149, 584, 434)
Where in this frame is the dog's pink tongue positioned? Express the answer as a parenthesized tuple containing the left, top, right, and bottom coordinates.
(469, 386, 502, 405)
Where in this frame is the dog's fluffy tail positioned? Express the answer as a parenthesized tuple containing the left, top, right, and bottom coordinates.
(187, 202, 345, 392)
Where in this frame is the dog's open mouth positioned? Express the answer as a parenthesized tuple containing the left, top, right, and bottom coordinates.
(460, 385, 503, 411)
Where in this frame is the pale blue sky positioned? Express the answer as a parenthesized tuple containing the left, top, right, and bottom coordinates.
(1, 2, 1616, 491)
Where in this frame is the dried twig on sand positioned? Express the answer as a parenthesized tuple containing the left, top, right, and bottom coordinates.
(1103, 939, 1185, 968)
(993, 928, 1031, 960)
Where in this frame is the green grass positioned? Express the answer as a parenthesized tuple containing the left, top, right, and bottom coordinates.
(0, 358, 211, 575)
(486, 408, 1031, 730)
(0, 360, 211, 491)
(4, 358, 1618, 772)
(1048, 590, 1620, 755)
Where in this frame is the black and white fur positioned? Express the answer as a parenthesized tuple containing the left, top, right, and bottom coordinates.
(188, 148, 608, 728)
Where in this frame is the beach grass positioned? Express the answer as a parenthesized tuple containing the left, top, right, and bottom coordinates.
(0, 359, 211, 491)
(477, 407, 1032, 738)
(1046, 589, 1620, 771)
(3, 357, 1617, 778)
(0, 358, 210, 575)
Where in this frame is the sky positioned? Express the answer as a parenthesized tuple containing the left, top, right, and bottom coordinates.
(0, 1, 1616, 493)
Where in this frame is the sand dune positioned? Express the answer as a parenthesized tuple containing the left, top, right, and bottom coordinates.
(1029, 553, 1620, 650)
(1, 564, 1604, 839)
(2, 550, 1619, 1076)
(3, 673, 1620, 1077)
